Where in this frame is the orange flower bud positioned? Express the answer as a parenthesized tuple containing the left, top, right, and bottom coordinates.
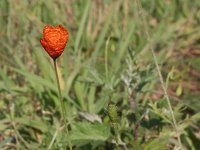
(40, 25, 68, 59)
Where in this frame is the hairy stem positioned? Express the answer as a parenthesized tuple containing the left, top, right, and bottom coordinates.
(53, 59, 72, 150)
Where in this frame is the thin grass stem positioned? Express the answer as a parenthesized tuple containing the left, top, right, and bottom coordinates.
(105, 37, 110, 80)
(9, 105, 30, 149)
(134, 0, 182, 149)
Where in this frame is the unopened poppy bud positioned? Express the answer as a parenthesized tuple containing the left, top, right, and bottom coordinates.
(107, 104, 118, 123)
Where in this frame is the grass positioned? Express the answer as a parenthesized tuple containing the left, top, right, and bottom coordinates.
(0, 0, 200, 149)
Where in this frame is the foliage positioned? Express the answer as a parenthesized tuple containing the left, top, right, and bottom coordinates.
(0, 0, 200, 149)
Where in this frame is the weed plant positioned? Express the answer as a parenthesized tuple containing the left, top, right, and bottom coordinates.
(0, 0, 200, 149)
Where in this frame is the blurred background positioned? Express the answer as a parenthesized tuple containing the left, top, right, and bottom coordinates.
(0, 0, 200, 149)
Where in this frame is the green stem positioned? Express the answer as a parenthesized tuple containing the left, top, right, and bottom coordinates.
(9, 105, 30, 149)
(134, 0, 182, 149)
(53, 59, 72, 150)
(105, 37, 110, 80)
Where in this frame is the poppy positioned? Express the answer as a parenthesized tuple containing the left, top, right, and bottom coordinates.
(40, 25, 68, 59)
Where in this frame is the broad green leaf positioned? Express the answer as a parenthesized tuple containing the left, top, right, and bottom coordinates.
(70, 122, 111, 144)
(15, 117, 49, 133)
